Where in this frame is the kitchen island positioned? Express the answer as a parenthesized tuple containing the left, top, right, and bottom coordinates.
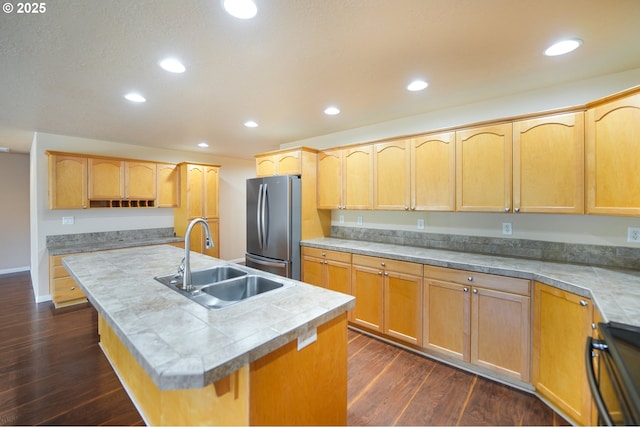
(62, 245, 355, 426)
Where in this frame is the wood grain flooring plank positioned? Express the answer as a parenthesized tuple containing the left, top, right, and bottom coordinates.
(347, 337, 402, 405)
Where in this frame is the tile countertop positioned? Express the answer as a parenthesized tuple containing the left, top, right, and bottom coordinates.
(61, 245, 355, 390)
(301, 237, 640, 327)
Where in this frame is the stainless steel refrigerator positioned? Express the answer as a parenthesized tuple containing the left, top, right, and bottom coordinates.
(245, 175, 301, 279)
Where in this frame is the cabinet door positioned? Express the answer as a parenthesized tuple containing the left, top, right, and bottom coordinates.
(471, 287, 530, 382)
(48, 154, 88, 209)
(344, 146, 373, 209)
(301, 255, 324, 287)
(411, 132, 456, 211)
(423, 278, 470, 361)
(586, 92, 640, 215)
(533, 282, 593, 425)
(256, 155, 277, 177)
(186, 164, 204, 219)
(277, 151, 302, 176)
(513, 112, 584, 214)
(326, 260, 351, 295)
(373, 140, 410, 210)
(351, 264, 383, 332)
(317, 150, 343, 209)
(125, 161, 157, 199)
(157, 163, 179, 208)
(89, 158, 124, 199)
(384, 271, 422, 346)
(204, 166, 219, 219)
(456, 124, 512, 212)
(203, 219, 219, 258)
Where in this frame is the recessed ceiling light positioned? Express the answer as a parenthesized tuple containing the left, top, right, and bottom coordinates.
(407, 80, 428, 91)
(124, 93, 146, 103)
(244, 120, 258, 128)
(544, 39, 582, 56)
(223, 0, 257, 19)
(159, 58, 186, 73)
(198, 141, 209, 148)
(324, 106, 340, 116)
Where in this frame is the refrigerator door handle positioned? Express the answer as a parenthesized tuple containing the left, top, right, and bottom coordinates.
(261, 183, 268, 249)
(256, 183, 264, 249)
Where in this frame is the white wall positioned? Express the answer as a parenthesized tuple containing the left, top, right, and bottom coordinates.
(31, 132, 254, 302)
(0, 152, 30, 273)
(284, 68, 640, 248)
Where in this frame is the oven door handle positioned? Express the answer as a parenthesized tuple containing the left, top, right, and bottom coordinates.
(586, 336, 614, 426)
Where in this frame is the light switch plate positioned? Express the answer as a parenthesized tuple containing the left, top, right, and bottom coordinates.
(339, 215, 344, 224)
(628, 227, 640, 243)
(356, 215, 363, 226)
(62, 216, 75, 225)
(417, 219, 425, 229)
(502, 222, 512, 235)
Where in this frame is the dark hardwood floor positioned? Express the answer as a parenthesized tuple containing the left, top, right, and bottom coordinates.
(1, 271, 568, 426)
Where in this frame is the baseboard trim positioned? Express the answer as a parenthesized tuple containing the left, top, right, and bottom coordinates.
(0, 266, 30, 275)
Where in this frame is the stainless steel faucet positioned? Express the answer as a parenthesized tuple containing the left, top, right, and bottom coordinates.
(181, 218, 214, 292)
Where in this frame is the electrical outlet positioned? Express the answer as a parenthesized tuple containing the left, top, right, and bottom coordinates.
(356, 215, 363, 226)
(62, 216, 74, 225)
(628, 227, 640, 243)
(417, 219, 425, 230)
(339, 215, 344, 224)
(502, 222, 512, 235)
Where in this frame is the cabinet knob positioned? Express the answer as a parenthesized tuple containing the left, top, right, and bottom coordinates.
(378, 271, 382, 276)
(592, 323, 597, 330)
(82, 205, 87, 209)
(70, 286, 76, 291)
(504, 207, 510, 212)
(381, 262, 385, 267)
(580, 300, 588, 307)
(473, 289, 478, 294)
(515, 207, 520, 213)
(463, 287, 469, 293)
(321, 252, 326, 256)
(404, 206, 409, 211)
(411, 206, 416, 211)
(467, 276, 473, 282)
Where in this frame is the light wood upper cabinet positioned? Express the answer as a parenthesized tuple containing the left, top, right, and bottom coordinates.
(533, 282, 593, 426)
(373, 139, 411, 210)
(513, 112, 584, 214)
(156, 163, 180, 208)
(456, 123, 513, 212)
(411, 131, 456, 211)
(423, 266, 530, 383)
(88, 158, 156, 200)
(343, 145, 373, 209)
(48, 153, 88, 209)
(255, 149, 302, 177)
(317, 149, 343, 209)
(586, 92, 640, 216)
(317, 145, 373, 210)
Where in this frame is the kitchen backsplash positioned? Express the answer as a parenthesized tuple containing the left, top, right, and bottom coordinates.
(331, 226, 640, 271)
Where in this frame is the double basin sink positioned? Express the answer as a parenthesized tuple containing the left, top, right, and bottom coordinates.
(155, 265, 291, 310)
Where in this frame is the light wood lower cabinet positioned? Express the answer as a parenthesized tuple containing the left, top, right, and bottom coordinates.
(532, 281, 593, 425)
(351, 255, 423, 346)
(423, 265, 531, 382)
(301, 247, 351, 295)
(49, 255, 87, 308)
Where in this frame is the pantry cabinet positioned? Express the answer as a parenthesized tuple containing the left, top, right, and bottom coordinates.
(532, 282, 593, 425)
(351, 255, 423, 346)
(513, 112, 585, 214)
(423, 265, 530, 382)
(301, 247, 351, 295)
(174, 163, 220, 257)
(456, 123, 513, 212)
(317, 145, 373, 210)
(411, 131, 456, 211)
(47, 153, 88, 210)
(586, 91, 640, 216)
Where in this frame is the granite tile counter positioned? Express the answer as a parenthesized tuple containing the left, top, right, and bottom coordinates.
(62, 245, 355, 391)
(47, 227, 183, 255)
(302, 237, 640, 327)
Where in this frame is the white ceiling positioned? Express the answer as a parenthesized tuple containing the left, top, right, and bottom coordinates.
(1, 0, 640, 158)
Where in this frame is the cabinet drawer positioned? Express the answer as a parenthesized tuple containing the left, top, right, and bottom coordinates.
(424, 265, 529, 296)
(352, 254, 423, 276)
(53, 276, 85, 303)
(302, 247, 352, 263)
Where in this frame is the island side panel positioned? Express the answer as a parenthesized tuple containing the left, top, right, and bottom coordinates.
(98, 315, 250, 426)
(249, 312, 348, 426)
